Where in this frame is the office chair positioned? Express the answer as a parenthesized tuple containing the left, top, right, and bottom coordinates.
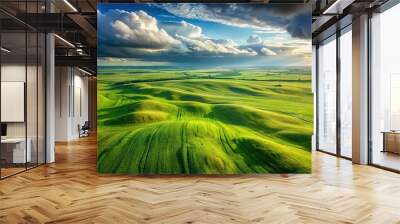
(79, 121, 90, 138)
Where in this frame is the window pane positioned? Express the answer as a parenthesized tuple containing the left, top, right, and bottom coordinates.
(27, 31, 38, 169)
(340, 29, 352, 158)
(318, 37, 337, 154)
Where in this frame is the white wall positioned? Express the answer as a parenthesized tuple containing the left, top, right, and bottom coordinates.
(1, 65, 26, 82)
(1, 64, 41, 138)
(1, 82, 25, 122)
(55, 66, 70, 141)
(55, 67, 89, 141)
(72, 72, 89, 138)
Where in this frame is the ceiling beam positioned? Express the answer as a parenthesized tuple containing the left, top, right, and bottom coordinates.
(55, 55, 96, 72)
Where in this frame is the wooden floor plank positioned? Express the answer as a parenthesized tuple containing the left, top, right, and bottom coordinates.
(0, 135, 400, 223)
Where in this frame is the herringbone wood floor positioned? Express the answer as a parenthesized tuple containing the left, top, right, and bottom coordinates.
(1, 135, 400, 224)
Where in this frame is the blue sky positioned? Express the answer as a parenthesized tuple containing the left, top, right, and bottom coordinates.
(97, 3, 311, 68)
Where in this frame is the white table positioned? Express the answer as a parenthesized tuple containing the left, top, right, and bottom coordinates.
(1, 138, 31, 163)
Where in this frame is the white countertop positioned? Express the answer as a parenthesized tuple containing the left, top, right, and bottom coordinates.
(1, 138, 29, 143)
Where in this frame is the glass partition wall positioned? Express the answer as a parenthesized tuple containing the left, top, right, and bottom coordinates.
(316, 26, 352, 159)
(0, 1, 46, 179)
(370, 3, 400, 171)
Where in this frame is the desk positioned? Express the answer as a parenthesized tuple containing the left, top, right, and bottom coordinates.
(1, 138, 31, 163)
(382, 131, 400, 154)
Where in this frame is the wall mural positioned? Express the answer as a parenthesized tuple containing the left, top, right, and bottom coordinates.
(97, 3, 313, 174)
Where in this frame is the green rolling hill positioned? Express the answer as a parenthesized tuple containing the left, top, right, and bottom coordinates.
(97, 68, 313, 174)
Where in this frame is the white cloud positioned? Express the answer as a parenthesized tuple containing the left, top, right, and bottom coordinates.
(253, 30, 286, 34)
(247, 35, 262, 44)
(99, 10, 259, 58)
(260, 47, 277, 56)
(242, 34, 311, 60)
(158, 4, 286, 33)
(162, 21, 257, 56)
(102, 57, 128, 62)
(162, 21, 202, 38)
(176, 35, 257, 56)
(98, 57, 170, 66)
(260, 38, 311, 57)
(179, 21, 202, 38)
(98, 6, 311, 66)
(98, 9, 310, 65)
(99, 9, 180, 49)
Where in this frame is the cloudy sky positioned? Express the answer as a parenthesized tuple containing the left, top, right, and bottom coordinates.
(97, 3, 311, 68)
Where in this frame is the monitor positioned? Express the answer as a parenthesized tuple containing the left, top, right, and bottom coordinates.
(1, 123, 7, 137)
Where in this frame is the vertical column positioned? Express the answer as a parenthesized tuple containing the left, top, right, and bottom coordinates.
(46, 33, 55, 163)
(46, 1, 55, 163)
(88, 76, 97, 133)
(312, 45, 317, 151)
(352, 14, 369, 164)
(336, 30, 341, 156)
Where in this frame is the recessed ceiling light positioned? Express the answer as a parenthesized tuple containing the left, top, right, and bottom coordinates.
(54, 34, 75, 48)
(78, 67, 93, 76)
(63, 0, 78, 12)
(322, 0, 354, 15)
(1, 47, 11, 53)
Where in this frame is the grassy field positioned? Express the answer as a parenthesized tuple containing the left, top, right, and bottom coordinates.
(97, 67, 313, 174)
